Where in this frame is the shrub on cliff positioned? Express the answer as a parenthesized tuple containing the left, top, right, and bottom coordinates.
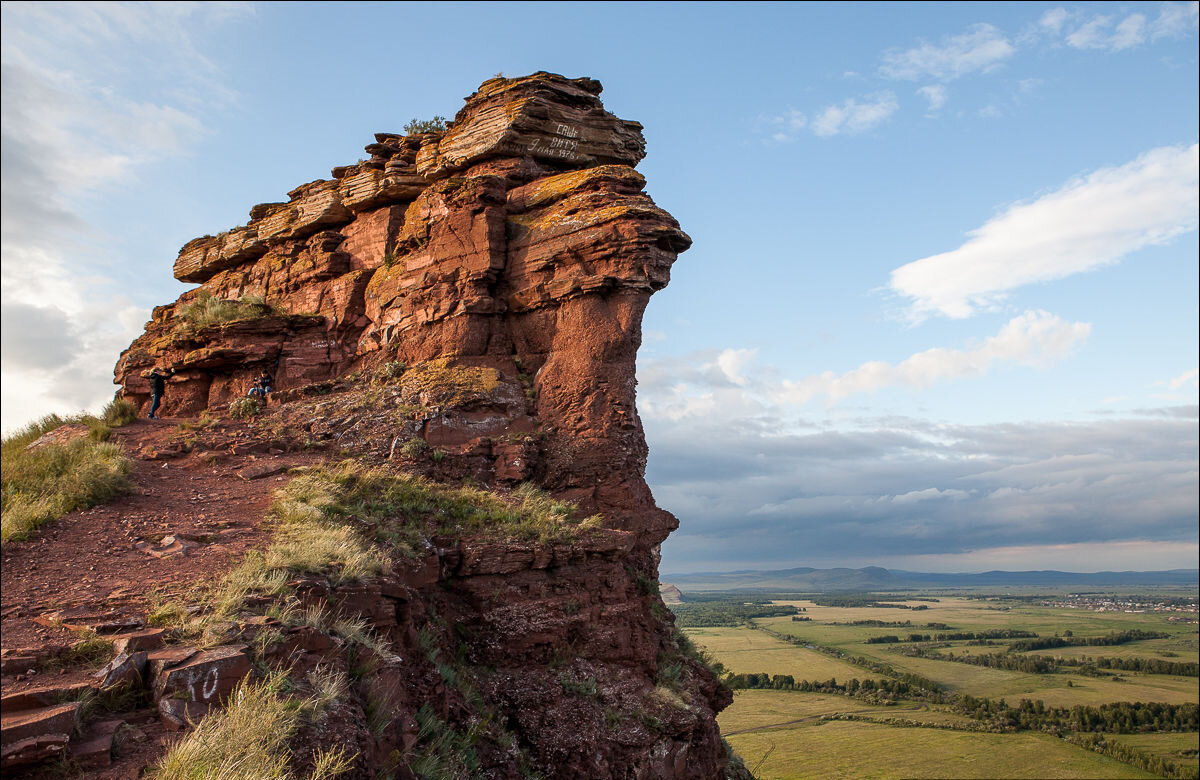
(177, 290, 279, 330)
(1, 415, 132, 543)
(404, 115, 447, 134)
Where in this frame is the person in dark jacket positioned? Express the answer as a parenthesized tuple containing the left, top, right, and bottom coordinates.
(147, 368, 173, 419)
(247, 370, 273, 400)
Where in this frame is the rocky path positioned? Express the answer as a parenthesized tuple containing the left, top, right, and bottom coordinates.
(1, 415, 322, 776)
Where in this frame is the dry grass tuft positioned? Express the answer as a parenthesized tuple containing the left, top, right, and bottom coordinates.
(154, 670, 354, 780)
(2, 415, 132, 543)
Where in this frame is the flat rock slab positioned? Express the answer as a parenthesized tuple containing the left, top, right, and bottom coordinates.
(111, 627, 166, 655)
(0, 654, 37, 676)
(1, 700, 81, 748)
(25, 424, 91, 451)
(237, 461, 289, 480)
(68, 718, 123, 769)
(0, 681, 94, 712)
(0, 733, 70, 769)
(152, 644, 250, 705)
(34, 607, 141, 634)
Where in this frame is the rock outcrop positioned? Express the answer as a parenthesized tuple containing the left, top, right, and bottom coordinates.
(107, 72, 736, 778)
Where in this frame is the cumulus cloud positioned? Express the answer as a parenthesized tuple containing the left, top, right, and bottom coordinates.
(888, 143, 1200, 319)
(880, 23, 1015, 81)
(811, 92, 898, 137)
(1, 2, 250, 432)
(772, 310, 1090, 406)
(641, 313, 1090, 422)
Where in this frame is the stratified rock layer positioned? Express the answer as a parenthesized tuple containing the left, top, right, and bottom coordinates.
(113, 72, 732, 779)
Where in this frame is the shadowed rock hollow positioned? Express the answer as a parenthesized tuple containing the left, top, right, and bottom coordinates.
(98, 72, 745, 778)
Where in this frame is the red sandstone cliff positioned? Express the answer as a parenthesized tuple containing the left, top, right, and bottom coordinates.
(94, 72, 742, 778)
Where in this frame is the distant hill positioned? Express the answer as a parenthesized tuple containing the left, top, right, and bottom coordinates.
(661, 566, 1200, 592)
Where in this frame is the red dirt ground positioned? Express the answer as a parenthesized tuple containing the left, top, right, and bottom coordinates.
(1, 414, 324, 777)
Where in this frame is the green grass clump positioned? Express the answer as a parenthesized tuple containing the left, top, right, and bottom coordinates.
(408, 704, 480, 779)
(177, 290, 278, 330)
(101, 397, 139, 427)
(285, 461, 602, 554)
(230, 397, 263, 420)
(154, 670, 354, 780)
(2, 415, 132, 544)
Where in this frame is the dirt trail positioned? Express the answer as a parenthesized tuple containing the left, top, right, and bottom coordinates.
(1, 415, 319, 676)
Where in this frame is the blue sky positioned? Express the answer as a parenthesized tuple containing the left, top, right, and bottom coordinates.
(2, 1, 1197, 573)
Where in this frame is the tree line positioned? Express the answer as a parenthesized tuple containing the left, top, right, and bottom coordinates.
(1007, 629, 1168, 652)
(910, 647, 1198, 677)
(671, 600, 799, 627)
(867, 628, 1038, 644)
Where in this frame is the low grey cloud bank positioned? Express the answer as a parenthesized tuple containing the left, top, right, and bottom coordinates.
(640, 351, 1199, 572)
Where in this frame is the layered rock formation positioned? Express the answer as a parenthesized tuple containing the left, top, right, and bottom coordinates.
(112, 72, 738, 778)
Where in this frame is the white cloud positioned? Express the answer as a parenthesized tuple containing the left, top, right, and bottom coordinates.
(1, 3, 250, 432)
(1150, 1, 1200, 39)
(1165, 367, 1200, 390)
(880, 23, 1015, 81)
(916, 85, 947, 112)
(1039, 8, 1070, 35)
(1050, 3, 1197, 51)
(771, 310, 1090, 406)
(640, 312, 1090, 419)
(890, 487, 970, 503)
(765, 108, 807, 142)
(1068, 13, 1147, 50)
(889, 143, 1200, 319)
(811, 92, 898, 137)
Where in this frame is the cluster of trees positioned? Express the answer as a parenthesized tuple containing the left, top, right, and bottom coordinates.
(954, 695, 1199, 734)
(723, 673, 945, 702)
(868, 629, 1038, 644)
(1008, 629, 1169, 653)
(1063, 733, 1199, 780)
(671, 600, 798, 627)
(915, 647, 1198, 677)
(810, 595, 926, 610)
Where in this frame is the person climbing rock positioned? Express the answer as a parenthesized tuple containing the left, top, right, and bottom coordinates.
(147, 367, 174, 419)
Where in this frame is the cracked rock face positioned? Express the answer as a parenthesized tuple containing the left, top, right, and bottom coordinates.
(115, 71, 690, 540)
(112, 72, 735, 779)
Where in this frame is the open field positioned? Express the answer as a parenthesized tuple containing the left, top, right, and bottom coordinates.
(683, 591, 1198, 778)
(723, 716, 1158, 779)
(717, 689, 979, 734)
(686, 626, 874, 682)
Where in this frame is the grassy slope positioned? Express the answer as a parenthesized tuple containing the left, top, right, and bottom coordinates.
(1, 402, 136, 543)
